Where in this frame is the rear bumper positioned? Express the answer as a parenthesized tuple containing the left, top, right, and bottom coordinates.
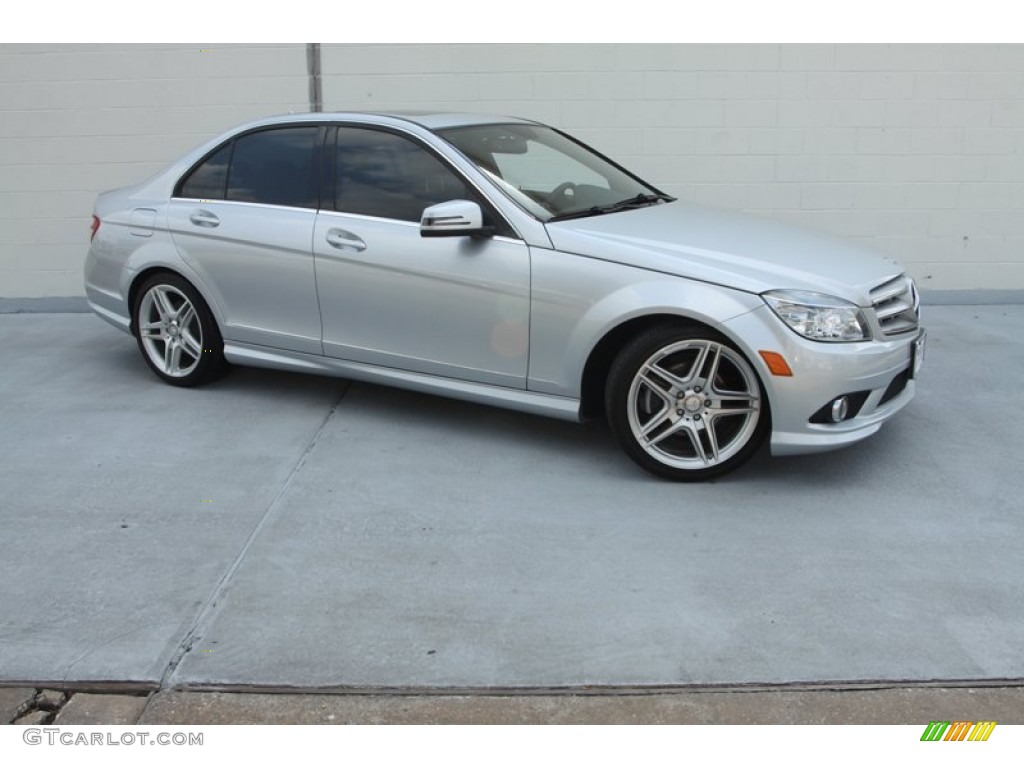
(84, 277, 132, 335)
(85, 293, 131, 334)
(84, 243, 132, 334)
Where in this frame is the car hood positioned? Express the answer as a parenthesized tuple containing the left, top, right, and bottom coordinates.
(544, 201, 903, 306)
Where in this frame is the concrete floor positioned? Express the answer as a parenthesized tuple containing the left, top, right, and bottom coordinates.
(1, 307, 1022, 693)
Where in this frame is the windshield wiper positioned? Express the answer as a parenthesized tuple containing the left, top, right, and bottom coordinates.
(547, 192, 674, 222)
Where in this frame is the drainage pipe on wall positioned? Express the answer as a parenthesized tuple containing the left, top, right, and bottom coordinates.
(307, 43, 322, 113)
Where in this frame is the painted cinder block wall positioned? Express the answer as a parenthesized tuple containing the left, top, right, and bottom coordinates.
(0, 43, 309, 297)
(3, 43, 1024, 297)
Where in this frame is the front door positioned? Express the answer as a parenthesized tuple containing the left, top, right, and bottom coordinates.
(313, 126, 530, 388)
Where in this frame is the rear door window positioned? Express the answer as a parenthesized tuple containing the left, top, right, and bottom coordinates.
(226, 127, 318, 208)
(176, 126, 319, 209)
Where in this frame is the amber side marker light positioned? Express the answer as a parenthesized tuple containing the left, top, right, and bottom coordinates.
(759, 351, 793, 377)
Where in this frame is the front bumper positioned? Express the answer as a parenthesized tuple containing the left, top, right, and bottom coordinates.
(724, 305, 922, 457)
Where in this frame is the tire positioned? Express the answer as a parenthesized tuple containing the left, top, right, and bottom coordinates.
(605, 324, 768, 481)
(132, 273, 229, 387)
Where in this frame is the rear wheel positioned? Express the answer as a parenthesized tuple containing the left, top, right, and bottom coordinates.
(606, 325, 768, 481)
(133, 273, 228, 387)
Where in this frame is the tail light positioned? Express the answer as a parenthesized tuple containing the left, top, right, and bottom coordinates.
(90, 215, 100, 242)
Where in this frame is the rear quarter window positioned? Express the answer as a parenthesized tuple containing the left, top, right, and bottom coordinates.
(177, 143, 231, 200)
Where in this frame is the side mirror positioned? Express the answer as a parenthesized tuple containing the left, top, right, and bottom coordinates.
(420, 200, 494, 238)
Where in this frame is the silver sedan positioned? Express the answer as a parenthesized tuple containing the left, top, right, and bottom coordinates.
(85, 112, 924, 480)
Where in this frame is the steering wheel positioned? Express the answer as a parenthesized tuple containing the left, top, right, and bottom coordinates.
(549, 182, 577, 210)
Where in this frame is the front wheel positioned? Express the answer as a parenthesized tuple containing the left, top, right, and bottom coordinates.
(605, 325, 768, 481)
(133, 273, 228, 387)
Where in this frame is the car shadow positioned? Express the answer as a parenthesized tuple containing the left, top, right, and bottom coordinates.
(98, 341, 915, 490)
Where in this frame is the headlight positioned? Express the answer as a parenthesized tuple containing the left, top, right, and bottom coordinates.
(762, 290, 870, 342)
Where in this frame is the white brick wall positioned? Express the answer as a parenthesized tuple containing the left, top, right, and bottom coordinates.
(320, 43, 1024, 292)
(0, 44, 309, 297)
(3, 43, 1024, 296)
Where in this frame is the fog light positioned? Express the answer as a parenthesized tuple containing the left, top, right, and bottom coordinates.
(830, 397, 850, 423)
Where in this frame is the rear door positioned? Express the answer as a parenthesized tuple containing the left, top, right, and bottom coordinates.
(168, 125, 323, 354)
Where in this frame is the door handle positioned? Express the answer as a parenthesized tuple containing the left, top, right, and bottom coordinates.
(325, 229, 366, 252)
(189, 210, 220, 228)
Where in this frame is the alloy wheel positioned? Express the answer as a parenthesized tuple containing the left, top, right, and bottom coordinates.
(625, 339, 762, 472)
(137, 284, 204, 378)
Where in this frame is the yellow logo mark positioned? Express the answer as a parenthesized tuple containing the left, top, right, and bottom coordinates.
(965, 721, 997, 742)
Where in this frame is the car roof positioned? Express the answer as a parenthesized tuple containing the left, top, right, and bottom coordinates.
(378, 112, 540, 130)
(238, 111, 540, 132)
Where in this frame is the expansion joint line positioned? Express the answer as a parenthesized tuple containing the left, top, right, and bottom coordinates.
(159, 382, 349, 688)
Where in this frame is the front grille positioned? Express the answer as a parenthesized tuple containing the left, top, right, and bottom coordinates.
(870, 275, 919, 337)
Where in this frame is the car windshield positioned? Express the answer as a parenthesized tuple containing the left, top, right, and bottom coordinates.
(437, 123, 669, 222)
